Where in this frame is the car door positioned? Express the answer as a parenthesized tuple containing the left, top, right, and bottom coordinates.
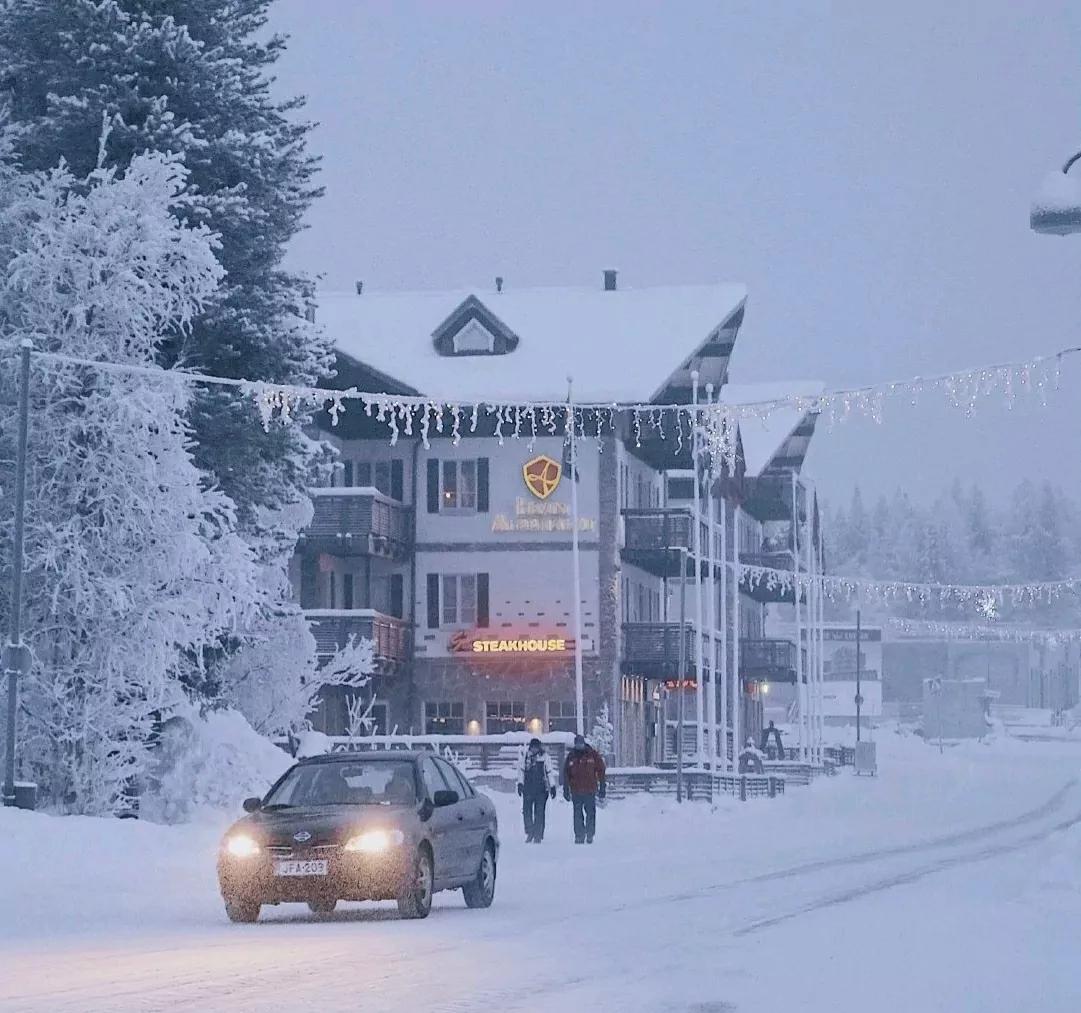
(418, 754, 466, 882)
(435, 757, 486, 873)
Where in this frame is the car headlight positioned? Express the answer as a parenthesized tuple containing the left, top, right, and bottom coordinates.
(225, 834, 261, 859)
(343, 828, 405, 854)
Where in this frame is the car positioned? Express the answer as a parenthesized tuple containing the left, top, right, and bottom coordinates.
(217, 750, 499, 923)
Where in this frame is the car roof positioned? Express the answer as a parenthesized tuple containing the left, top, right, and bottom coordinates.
(296, 750, 428, 766)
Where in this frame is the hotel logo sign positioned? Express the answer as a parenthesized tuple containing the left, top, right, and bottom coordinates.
(522, 454, 562, 499)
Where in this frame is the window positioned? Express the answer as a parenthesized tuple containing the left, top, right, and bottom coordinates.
(486, 701, 526, 734)
(442, 761, 475, 799)
(343, 573, 354, 610)
(442, 574, 477, 626)
(548, 701, 578, 733)
(433, 756, 473, 799)
(427, 458, 488, 513)
(425, 701, 465, 735)
(419, 755, 452, 799)
(341, 460, 354, 487)
(441, 459, 477, 510)
(328, 572, 337, 610)
(427, 572, 488, 629)
(452, 318, 496, 353)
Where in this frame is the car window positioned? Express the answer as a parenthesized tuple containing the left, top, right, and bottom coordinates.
(419, 755, 452, 799)
(437, 758, 474, 799)
(264, 761, 417, 807)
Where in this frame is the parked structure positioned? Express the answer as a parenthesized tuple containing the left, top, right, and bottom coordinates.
(292, 274, 826, 766)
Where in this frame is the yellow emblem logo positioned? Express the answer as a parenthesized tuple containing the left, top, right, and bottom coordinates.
(522, 454, 562, 500)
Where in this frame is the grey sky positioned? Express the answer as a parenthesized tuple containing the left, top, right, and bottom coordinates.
(268, 0, 1081, 507)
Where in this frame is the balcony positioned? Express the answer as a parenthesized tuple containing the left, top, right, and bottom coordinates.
(741, 475, 806, 523)
(740, 638, 802, 683)
(300, 490, 412, 559)
(622, 622, 703, 679)
(739, 547, 797, 604)
(304, 610, 412, 673)
(622, 509, 711, 577)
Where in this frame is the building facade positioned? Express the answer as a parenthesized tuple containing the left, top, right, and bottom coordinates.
(294, 275, 824, 765)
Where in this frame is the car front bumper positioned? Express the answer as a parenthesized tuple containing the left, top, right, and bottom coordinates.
(218, 846, 413, 904)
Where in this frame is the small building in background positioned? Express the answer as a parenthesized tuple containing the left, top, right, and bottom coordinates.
(922, 677, 994, 740)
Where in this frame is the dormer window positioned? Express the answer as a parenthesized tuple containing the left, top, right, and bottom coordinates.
(452, 318, 496, 354)
(432, 294, 520, 357)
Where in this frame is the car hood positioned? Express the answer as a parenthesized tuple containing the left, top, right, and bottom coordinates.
(228, 805, 418, 847)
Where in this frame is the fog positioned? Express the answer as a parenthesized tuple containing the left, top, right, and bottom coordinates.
(269, 0, 1081, 505)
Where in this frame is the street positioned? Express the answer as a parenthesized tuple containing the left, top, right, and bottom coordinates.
(1, 735, 1079, 1013)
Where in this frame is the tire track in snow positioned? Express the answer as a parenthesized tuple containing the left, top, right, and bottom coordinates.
(424, 779, 1081, 1013)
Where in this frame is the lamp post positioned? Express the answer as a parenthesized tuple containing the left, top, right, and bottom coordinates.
(1031, 150, 1081, 235)
(3, 340, 33, 807)
(676, 550, 687, 802)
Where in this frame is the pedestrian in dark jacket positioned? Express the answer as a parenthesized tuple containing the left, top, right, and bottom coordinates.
(516, 738, 557, 842)
(760, 720, 784, 760)
(562, 734, 606, 844)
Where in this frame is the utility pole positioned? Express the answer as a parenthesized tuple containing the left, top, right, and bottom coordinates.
(855, 601, 863, 744)
(567, 378, 585, 738)
(3, 341, 33, 807)
(676, 558, 687, 802)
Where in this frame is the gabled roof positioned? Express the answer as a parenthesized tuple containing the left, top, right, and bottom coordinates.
(317, 283, 748, 403)
(721, 381, 824, 476)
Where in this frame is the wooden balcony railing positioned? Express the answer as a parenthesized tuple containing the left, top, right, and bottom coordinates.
(304, 610, 412, 671)
(301, 490, 412, 558)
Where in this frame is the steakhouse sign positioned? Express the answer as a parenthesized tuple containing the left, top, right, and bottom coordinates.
(449, 630, 575, 655)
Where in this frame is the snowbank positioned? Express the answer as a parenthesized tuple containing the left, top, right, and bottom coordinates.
(141, 708, 293, 823)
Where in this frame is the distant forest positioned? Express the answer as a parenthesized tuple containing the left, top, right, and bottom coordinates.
(824, 480, 1081, 627)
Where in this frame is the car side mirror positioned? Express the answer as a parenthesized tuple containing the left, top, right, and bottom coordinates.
(432, 789, 459, 808)
(242, 797, 262, 813)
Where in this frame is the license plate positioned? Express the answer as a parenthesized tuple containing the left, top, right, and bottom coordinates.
(274, 859, 328, 877)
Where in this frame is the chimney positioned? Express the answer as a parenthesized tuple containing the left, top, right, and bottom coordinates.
(603, 269, 618, 291)
(355, 280, 364, 295)
(495, 276, 504, 293)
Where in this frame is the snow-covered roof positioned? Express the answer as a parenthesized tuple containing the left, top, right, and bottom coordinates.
(317, 283, 748, 403)
(722, 381, 825, 475)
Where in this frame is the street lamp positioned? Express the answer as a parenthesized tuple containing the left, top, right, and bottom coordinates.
(1030, 150, 1081, 235)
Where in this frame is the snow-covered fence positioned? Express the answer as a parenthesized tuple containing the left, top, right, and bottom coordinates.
(606, 769, 784, 802)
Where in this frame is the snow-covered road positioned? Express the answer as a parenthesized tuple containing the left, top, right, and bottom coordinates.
(2, 732, 1079, 1013)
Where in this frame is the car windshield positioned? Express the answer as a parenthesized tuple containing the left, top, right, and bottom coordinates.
(263, 761, 417, 807)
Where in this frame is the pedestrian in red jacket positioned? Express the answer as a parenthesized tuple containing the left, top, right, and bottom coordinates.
(562, 734, 607, 843)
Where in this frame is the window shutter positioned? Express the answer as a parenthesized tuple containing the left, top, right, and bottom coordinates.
(391, 459, 404, 502)
(426, 459, 439, 513)
(390, 573, 404, 619)
(477, 458, 489, 512)
(426, 573, 440, 628)
(477, 573, 489, 627)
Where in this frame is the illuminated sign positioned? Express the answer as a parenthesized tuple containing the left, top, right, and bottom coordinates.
(663, 679, 697, 690)
(449, 630, 574, 655)
(491, 497, 595, 534)
(523, 454, 562, 499)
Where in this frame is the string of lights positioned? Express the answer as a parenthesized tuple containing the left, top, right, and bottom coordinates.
(23, 342, 1080, 455)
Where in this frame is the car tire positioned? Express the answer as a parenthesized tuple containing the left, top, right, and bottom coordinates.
(224, 896, 261, 924)
(462, 842, 496, 909)
(397, 846, 433, 919)
(308, 898, 337, 915)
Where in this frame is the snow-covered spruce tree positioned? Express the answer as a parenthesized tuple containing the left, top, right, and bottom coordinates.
(0, 152, 258, 813)
(589, 701, 615, 759)
(0, 0, 334, 700)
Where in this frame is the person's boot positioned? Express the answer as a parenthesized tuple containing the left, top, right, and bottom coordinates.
(586, 834, 594, 844)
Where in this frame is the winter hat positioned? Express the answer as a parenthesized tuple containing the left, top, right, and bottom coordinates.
(529, 737, 542, 749)
(573, 734, 586, 747)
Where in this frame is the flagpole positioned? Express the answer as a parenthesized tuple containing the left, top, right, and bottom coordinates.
(567, 377, 585, 737)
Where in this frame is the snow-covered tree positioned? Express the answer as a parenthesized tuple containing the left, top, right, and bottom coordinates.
(0, 0, 333, 697)
(589, 701, 615, 759)
(0, 152, 258, 813)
